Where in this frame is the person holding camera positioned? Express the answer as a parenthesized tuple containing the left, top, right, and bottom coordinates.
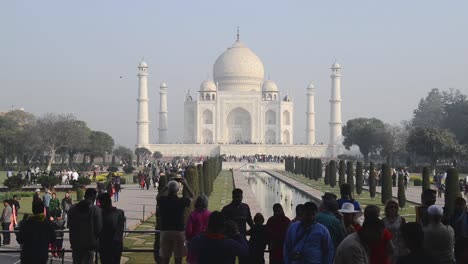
(284, 202, 334, 264)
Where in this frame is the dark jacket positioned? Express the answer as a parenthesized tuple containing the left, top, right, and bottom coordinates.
(188, 233, 249, 264)
(16, 214, 56, 264)
(68, 199, 103, 250)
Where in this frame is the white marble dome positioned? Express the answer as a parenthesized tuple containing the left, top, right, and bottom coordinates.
(213, 40, 264, 92)
(139, 61, 148, 68)
(200, 80, 217, 91)
(262, 80, 278, 92)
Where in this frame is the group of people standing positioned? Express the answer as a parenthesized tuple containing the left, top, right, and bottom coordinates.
(15, 187, 125, 264)
(154, 167, 468, 264)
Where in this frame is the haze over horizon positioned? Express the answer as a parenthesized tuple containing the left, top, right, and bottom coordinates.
(1, 1, 467, 148)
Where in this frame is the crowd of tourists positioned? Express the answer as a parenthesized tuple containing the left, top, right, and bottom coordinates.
(154, 167, 468, 264)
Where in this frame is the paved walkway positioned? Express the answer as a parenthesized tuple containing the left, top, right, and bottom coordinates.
(232, 170, 262, 218)
(0, 184, 157, 264)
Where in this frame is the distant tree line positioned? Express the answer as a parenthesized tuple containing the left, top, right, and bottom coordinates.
(342, 88, 468, 170)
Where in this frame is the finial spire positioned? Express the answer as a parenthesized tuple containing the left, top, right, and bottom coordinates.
(236, 26, 240, 41)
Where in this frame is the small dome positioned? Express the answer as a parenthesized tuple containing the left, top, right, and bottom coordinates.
(307, 82, 315, 89)
(331, 62, 341, 69)
(139, 61, 148, 68)
(200, 80, 217, 92)
(160, 81, 167, 88)
(262, 80, 278, 92)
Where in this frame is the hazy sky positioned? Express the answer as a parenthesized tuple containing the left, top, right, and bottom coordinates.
(1, 1, 467, 148)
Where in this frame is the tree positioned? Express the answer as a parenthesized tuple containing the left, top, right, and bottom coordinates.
(35, 113, 88, 172)
(342, 118, 386, 163)
(135, 147, 151, 166)
(113, 146, 133, 165)
(183, 166, 199, 197)
(381, 164, 392, 205)
(338, 160, 346, 186)
(324, 163, 330, 185)
(355, 162, 363, 195)
(381, 124, 409, 165)
(197, 164, 204, 195)
(329, 160, 337, 187)
(444, 168, 461, 217)
(407, 127, 459, 167)
(369, 162, 376, 198)
(315, 159, 322, 181)
(346, 161, 355, 193)
(422, 167, 431, 191)
(152, 151, 163, 159)
(397, 172, 406, 208)
(412, 88, 446, 128)
(88, 131, 114, 165)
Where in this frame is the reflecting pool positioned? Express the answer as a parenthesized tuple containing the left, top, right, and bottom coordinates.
(243, 171, 318, 219)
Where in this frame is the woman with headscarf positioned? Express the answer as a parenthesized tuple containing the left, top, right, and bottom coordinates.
(382, 200, 406, 263)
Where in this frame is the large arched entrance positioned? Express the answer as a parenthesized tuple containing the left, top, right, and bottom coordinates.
(226, 107, 251, 143)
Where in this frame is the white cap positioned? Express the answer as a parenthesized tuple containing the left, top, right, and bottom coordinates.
(427, 205, 443, 216)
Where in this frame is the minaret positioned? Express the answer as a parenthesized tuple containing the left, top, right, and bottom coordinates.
(306, 82, 316, 145)
(329, 62, 342, 156)
(136, 60, 150, 146)
(158, 81, 168, 143)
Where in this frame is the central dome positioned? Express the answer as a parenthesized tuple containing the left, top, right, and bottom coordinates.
(213, 40, 264, 92)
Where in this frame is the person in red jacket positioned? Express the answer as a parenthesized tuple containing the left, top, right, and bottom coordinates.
(265, 203, 290, 264)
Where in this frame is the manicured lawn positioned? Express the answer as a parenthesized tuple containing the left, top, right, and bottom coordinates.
(122, 170, 233, 264)
(278, 171, 418, 222)
(0, 190, 79, 220)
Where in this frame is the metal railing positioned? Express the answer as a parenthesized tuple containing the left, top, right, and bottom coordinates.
(0, 229, 159, 264)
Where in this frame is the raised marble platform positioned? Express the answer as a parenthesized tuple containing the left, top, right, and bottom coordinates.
(143, 143, 335, 157)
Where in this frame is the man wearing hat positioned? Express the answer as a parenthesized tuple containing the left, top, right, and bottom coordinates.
(339, 202, 363, 234)
(422, 205, 455, 263)
(315, 192, 347, 249)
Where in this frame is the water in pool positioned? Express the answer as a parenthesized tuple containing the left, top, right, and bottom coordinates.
(243, 171, 317, 219)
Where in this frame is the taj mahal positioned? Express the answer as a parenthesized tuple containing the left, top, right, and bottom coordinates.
(136, 32, 344, 157)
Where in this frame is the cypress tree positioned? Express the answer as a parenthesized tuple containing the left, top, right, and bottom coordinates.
(202, 160, 211, 196)
(369, 162, 376, 198)
(304, 158, 310, 179)
(294, 157, 299, 174)
(422, 167, 430, 191)
(329, 160, 337, 187)
(308, 158, 314, 180)
(158, 175, 167, 193)
(183, 166, 199, 197)
(197, 164, 204, 195)
(397, 172, 406, 208)
(381, 163, 393, 205)
(445, 168, 461, 217)
(356, 162, 363, 195)
(324, 163, 330, 185)
(316, 159, 322, 180)
(346, 161, 355, 193)
(301, 158, 307, 176)
(338, 160, 346, 187)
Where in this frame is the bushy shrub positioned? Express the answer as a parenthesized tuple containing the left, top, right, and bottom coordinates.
(398, 173, 406, 208)
(37, 175, 62, 190)
(413, 179, 422, 186)
(71, 176, 91, 189)
(3, 176, 28, 191)
(120, 177, 126, 184)
(338, 160, 346, 187)
(107, 166, 119, 172)
(123, 166, 135, 174)
(355, 162, 363, 195)
(329, 160, 337, 187)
